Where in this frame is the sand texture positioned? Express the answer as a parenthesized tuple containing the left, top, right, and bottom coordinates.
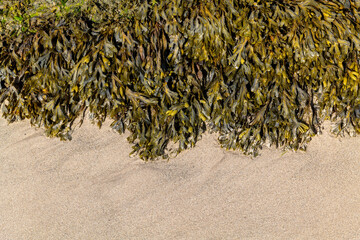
(1, 118, 360, 239)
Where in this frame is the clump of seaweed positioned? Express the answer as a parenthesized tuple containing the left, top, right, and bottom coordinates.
(1, 0, 360, 160)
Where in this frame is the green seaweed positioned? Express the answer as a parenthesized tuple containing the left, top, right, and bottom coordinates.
(1, 0, 360, 160)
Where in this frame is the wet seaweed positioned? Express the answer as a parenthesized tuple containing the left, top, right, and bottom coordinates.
(1, 0, 360, 160)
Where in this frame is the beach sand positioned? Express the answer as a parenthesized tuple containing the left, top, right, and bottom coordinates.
(1, 118, 360, 239)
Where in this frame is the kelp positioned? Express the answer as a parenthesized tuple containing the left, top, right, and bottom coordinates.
(1, 0, 360, 160)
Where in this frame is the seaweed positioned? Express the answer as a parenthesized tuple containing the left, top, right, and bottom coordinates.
(1, 0, 360, 160)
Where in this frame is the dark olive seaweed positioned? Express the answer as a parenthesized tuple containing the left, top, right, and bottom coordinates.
(1, 0, 360, 160)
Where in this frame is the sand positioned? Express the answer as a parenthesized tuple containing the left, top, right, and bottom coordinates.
(1, 118, 360, 239)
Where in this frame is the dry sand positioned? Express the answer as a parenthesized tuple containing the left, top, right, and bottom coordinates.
(1, 118, 360, 240)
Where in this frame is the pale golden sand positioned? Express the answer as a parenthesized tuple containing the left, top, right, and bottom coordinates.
(1, 118, 360, 239)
